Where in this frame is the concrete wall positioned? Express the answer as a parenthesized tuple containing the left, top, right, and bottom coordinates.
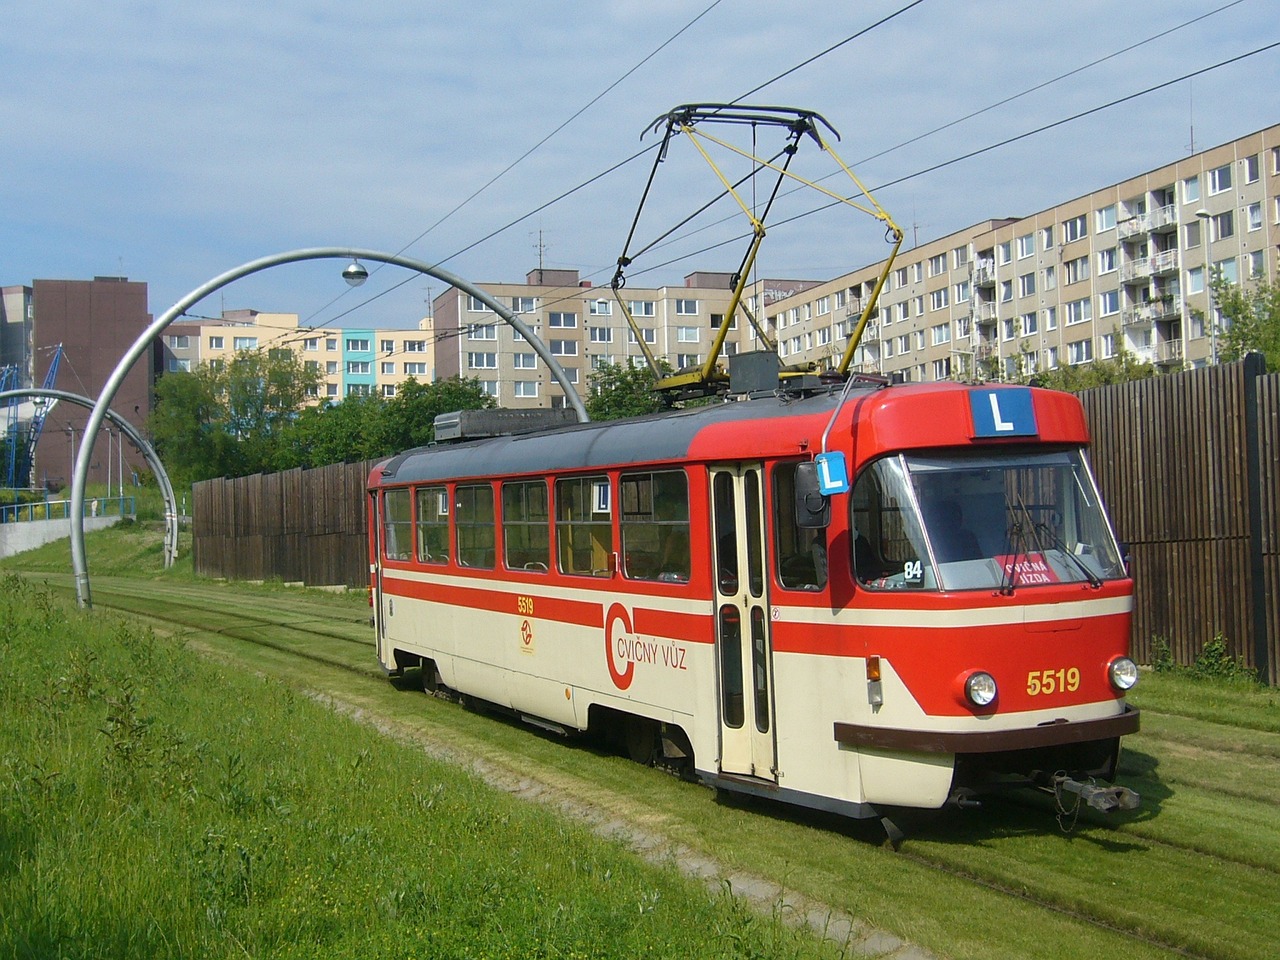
(0, 515, 122, 559)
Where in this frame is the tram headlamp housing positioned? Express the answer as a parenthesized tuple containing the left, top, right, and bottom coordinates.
(964, 671, 998, 707)
(1108, 656, 1139, 691)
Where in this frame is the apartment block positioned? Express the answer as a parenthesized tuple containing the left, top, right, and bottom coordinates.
(765, 124, 1280, 382)
(430, 269, 820, 410)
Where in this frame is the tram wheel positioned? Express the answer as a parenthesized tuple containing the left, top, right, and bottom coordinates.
(420, 659, 438, 693)
(624, 716, 659, 766)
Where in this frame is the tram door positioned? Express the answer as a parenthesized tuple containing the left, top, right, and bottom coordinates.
(711, 465, 777, 781)
(370, 493, 388, 655)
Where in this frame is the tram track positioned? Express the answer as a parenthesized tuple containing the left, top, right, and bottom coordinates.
(26, 571, 1277, 960)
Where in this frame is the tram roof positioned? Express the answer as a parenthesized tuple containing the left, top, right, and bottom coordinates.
(372, 382, 1090, 486)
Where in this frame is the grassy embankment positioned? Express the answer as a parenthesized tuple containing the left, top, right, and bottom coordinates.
(5, 522, 1280, 960)
(0, 561, 845, 960)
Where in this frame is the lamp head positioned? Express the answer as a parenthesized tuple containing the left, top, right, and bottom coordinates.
(343, 260, 369, 287)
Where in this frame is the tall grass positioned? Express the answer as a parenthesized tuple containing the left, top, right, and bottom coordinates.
(0, 574, 840, 960)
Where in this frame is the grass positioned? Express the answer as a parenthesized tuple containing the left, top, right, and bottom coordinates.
(0, 573, 847, 960)
(5, 523, 1280, 960)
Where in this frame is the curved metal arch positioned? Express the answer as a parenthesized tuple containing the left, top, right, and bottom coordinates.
(1, 388, 179, 567)
(71, 247, 590, 608)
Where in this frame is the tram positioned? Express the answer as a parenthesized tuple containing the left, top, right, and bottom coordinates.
(367, 377, 1141, 823)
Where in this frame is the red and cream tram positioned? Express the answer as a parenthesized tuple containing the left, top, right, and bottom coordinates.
(368, 380, 1140, 821)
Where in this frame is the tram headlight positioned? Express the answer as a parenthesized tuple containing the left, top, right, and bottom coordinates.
(1108, 656, 1139, 691)
(964, 671, 998, 707)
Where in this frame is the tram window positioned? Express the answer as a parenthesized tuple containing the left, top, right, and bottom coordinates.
(502, 480, 549, 572)
(851, 457, 932, 588)
(414, 485, 449, 564)
(555, 475, 614, 577)
(382, 489, 412, 561)
(455, 484, 495, 569)
(620, 470, 690, 582)
(773, 463, 827, 591)
(718, 605, 745, 728)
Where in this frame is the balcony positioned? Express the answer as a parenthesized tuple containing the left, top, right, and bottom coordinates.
(972, 259, 996, 287)
(975, 341, 998, 360)
(1150, 249, 1180, 275)
(860, 321, 881, 341)
(1122, 307, 1153, 329)
(1117, 215, 1151, 240)
(974, 301, 998, 324)
(1155, 339, 1184, 366)
(1150, 295, 1182, 320)
(1120, 259, 1152, 284)
(1150, 203, 1178, 232)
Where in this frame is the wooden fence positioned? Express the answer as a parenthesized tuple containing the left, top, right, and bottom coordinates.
(191, 358, 1279, 683)
(192, 460, 375, 589)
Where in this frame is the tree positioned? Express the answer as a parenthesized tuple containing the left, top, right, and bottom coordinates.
(1211, 274, 1280, 370)
(1030, 339, 1157, 392)
(276, 392, 388, 470)
(148, 349, 321, 482)
(585, 361, 671, 421)
(380, 377, 495, 451)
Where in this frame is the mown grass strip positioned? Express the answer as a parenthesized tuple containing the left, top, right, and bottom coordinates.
(0, 575, 852, 960)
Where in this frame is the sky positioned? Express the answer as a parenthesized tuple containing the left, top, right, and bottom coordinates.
(3, 0, 1277, 331)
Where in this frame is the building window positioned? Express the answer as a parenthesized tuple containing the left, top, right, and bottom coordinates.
(326, 382, 338, 397)
(346, 338, 370, 352)
(928, 253, 947, 276)
(347, 384, 371, 396)
(629, 300, 655, 317)
(1065, 298, 1091, 325)
(467, 352, 497, 369)
(1019, 312, 1037, 336)
(511, 296, 537, 313)
(1097, 248, 1117, 274)
(677, 353, 700, 368)
(676, 325, 699, 342)
(303, 338, 318, 351)
(404, 362, 428, 376)
(209, 336, 224, 350)
(929, 288, 949, 311)
(930, 323, 950, 346)
(1045, 346, 1059, 369)
(382, 384, 397, 398)
(1095, 205, 1116, 232)
(912, 262, 924, 282)
(347, 361, 370, 374)
(628, 328, 656, 345)
(589, 300, 612, 316)
(543, 312, 575, 329)
(1182, 176, 1200, 204)
(953, 279, 970, 303)
(467, 295, 488, 312)
(380, 339, 395, 354)
(893, 266, 908, 288)
(1214, 257, 1239, 285)
(1247, 203, 1262, 232)
(405, 340, 426, 352)
(1016, 234, 1035, 259)
(1064, 255, 1090, 285)
(232, 337, 258, 350)
(550, 340, 577, 356)
(587, 326, 612, 344)
(1043, 265, 1057, 291)
(513, 352, 536, 369)
(1184, 221, 1202, 248)
(479, 381, 499, 397)
(1040, 225, 1054, 249)
(1100, 333, 1116, 359)
(381, 362, 395, 375)
(1098, 290, 1120, 317)
(1018, 273, 1036, 298)
(999, 280, 1012, 303)
(1002, 318, 1016, 342)
(513, 381, 539, 398)
(467, 324, 497, 340)
(1067, 339, 1094, 365)
(914, 295, 926, 314)
(325, 338, 337, 351)
(167, 358, 191, 373)
(305, 360, 319, 372)
(1247, 250, 1265, 279)
(1062, 215, 1087, 243)
(674, 299, 698, 315)
(931, 358, 951, 380)
(1243, 154, 1260, 184)
(997, 242, 1012, 265)
(168, 334, 190, 349)
(952, 245, 970, 268)
(1208, 164, 1232, 196)
(1210, 210, 1234, 241)
(1187, 266, 1205, 295)
(326, 361, 338, 375)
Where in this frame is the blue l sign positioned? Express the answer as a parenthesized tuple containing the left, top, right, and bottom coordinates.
(970, 387, 1038, 438)
(814, 452, 850, 494)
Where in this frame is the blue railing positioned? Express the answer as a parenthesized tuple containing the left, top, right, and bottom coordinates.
(0, 496, 137, 524)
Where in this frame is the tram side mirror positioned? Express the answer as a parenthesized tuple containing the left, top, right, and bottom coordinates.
(794, 462, 831, 529)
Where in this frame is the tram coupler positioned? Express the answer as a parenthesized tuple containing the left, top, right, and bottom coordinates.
(1052, 775, 1140, 813)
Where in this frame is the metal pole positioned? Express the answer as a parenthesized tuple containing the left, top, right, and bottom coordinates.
(70, 247, 590, 608)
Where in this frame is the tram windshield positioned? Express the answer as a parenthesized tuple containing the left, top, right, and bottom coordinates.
(851, 449, 1125, 592)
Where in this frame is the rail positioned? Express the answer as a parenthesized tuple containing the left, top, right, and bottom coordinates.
(1, 495, 137, 524)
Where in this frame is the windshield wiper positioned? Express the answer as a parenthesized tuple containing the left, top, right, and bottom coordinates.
(1000, 496, 1048, 596)
(1033, 521, 1103, 589)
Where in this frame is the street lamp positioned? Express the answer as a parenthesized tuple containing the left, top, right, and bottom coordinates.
(1194, 208, 1217, 364)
